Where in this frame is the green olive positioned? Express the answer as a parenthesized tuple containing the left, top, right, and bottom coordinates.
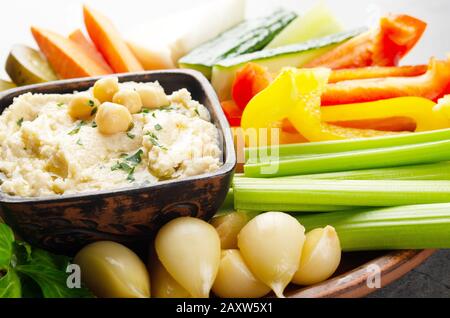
(74, 241, 151, 298)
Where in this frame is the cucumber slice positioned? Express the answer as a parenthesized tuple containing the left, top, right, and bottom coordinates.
(5, 44, 58, 86)
(211, 28, 366, 101)
(178, 9, 297, 79)
(266, 2, 343, 48)
(0, 80, 16, 92)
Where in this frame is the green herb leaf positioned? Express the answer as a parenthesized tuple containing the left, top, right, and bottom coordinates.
(0, 223, 15, 269)
(0, 269, 22, 298)
(16, 264, 92, 298)
(68, 121, 85, 135)
(126, 132, 135, 139)
(76, 139, 83, 146)
(145, 132, 167, 149)
(160, 105, 174, 112)
(57, 103, 64, 108)
(112, 150, 143, 181)
(91, 121, 98, 128)
(194, 108, 200, 116)
(88, 100, 95, 107)
(154, 124, 162, 131)
(90, 107, 98, 116)
(127, 167, 136, 182)
(141, 109, 150, 114)
(127, 122, 135, 132)
(111, 162, 133, 174)
(151, 112, 156, 118)
(16, 118, 24, 127)
(0, 223, 94, 299)
(125, 149, 143, 165)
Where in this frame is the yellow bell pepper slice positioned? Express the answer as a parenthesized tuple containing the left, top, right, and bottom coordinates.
(241, 68, 399, 143)
(322, 97, 450, 132)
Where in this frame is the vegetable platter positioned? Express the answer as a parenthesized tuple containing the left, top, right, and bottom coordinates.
(0, 0, 449, 299)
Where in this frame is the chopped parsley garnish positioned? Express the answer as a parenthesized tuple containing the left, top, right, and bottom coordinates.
(160, 105, 174, 112)
(127, 132, 135, 139)
(90, 107, 98, 116)
(125, 149, 144, 165)
(145, 132, 167, 150)
(111, 161, 134, 173)
(91, 121, 98, 128)
(154, 124, 162, 131)
(127, 122, 135, 132)
(141, 109, 150, 114)
(111, 149, 143, 181)
(88, 99, 95, 107)
(68, 121, 85, 135)
(16, 118, 24, 127)
(151, 112, 156, 118)
(57, 102, 64, 107)
(76, 139, 83, 146)
(194, 108, 200, 116)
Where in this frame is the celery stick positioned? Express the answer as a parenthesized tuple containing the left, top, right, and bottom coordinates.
(244, 128, 450, 162)
(297, 203, 450, 251)
(237, 162, 450, 181)
(244, 139, 450, 178)
(287, 162, 450, 180)
(233, 179, 450, 211)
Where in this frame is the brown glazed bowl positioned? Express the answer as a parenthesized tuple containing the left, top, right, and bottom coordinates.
(0, 70, 236, 254)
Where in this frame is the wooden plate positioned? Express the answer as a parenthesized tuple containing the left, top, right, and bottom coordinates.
(286, 249, 435, 298)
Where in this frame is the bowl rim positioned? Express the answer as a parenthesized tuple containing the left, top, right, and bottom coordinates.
(0, 69, 236, 203)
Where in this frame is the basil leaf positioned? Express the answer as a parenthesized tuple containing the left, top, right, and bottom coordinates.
(0, 224, 15, 269)
(15, 248, 92, 298)
(16, 264, 91, 298)
(0, 269, 21, 298)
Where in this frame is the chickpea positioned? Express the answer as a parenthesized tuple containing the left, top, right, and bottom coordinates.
(212, 250, 271, 298)
(95, 102, 133, 135)
(74, 241, 151, 298)
(238, 212, 305, 298)
(68, 94, 100, 120)
(210, 211, 256, 249)
(137, 86, 170, 109)
(93, 77, 120, 103)
(150, 257, 191, 298)
(113, 89, 143, 114)
(292, 226, 341, 286)
(155, 217, 221, 298)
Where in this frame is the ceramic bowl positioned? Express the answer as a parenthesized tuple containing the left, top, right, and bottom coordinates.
(0, 70, 236, 254)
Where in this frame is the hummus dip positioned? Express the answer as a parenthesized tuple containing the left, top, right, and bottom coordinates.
(0, 81, 222, 197)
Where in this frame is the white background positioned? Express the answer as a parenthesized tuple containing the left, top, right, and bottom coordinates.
(1, 0, 450, 78)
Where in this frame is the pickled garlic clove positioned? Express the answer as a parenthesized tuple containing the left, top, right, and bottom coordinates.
(155, 217, 221, 298)
(74, 241, 151, 298)
(238, 212, 305, 298)
(212, 249, 271, 298)
(292, 225, 341, 286)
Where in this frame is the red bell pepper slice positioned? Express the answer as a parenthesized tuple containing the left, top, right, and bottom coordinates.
(328, 65, 427, 83)
(221, 100, 242, 126)
(321, 57, 450, 105)
(305, 14, 427, 69)
(231, 63, 273, 110)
